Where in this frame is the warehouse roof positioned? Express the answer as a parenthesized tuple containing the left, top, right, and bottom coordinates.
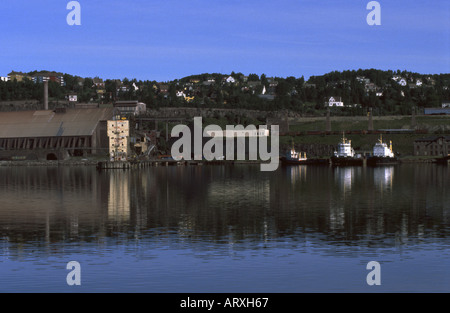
(0, 108, 114, 138)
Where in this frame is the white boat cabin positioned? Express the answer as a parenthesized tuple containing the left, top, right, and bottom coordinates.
(286, 149, 307, 161)
(373, 136, 394, 158)
(334, 134, 355, 158)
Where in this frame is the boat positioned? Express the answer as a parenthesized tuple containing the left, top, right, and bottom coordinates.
(280, 148, 330, 165)
(331, 133, 363, 166)
(280, 148, 308, 165)
(367, 135, 398, 166)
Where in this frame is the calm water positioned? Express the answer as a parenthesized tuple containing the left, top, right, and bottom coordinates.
(0, 164, 449, 292)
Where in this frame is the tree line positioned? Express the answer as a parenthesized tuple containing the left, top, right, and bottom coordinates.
(1, 69, 449, 116)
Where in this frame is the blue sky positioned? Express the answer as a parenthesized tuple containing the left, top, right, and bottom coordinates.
(0, 0, 448, 81)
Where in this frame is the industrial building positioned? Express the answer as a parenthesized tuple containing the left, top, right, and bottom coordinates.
(0, 107, 114, 161)
(114, 100, 146, 116)
(107, 119, 130, 161)
(414, 136, 450, 157)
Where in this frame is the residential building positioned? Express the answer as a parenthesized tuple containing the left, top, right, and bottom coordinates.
(32, 71, 65, 86)
(158, 84, 169, 94)
(225, 76, 236, 84)
(365, 83, 378, 92)
(398, 78, 407, 86)
(96, 89, 106, 99)
(357, 76, 370, 84)
(93, 77, 105, 88)
(8, 71, 28, 82)
(325, 96, 344, 107)
(202, 78, 215, 86)
(247, 81, 261, 89)
(67, 93, 78, 102)
(176, 91, 186, 98)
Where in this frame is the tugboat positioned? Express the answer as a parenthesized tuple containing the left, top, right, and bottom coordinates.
(367, 135, 398, 166)
(280, 148, 308, 165)
(331, 133, 363, 166)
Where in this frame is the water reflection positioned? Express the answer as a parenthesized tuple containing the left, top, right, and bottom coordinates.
(0, 164, 449, 255)
(373, 166, 394, 191)
(108, 171, 130, 223)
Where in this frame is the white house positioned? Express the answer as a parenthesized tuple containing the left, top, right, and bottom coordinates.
(326, 96, 344, 107)
(68, 93, 78, 102)
(176, 91, 186, 98)
(225, 76, 236, 84)
(398, 78, 407, 86)
(442, 101, 450, 108)
(0, 76, 8, 82)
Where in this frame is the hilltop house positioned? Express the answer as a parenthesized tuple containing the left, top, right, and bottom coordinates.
(225, 76, 236, 84)
(158, 84, 169, 94)
(32, 71, 65, 86)
(8, 71, 28, 82)
(398, 78, 407, 86)
(325, 96, 344, 107)
(93, 77, 105, 88)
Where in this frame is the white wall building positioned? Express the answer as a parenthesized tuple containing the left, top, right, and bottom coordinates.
(326, 96, 344, 107)
(398, 78, 407, 86)
(225, 76, 236, 84)
(107, 119, 130, 161)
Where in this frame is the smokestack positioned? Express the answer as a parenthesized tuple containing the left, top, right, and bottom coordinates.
(44, 80, 48, 110)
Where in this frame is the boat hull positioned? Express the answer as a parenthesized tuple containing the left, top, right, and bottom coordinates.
(280, 157, 330, 166)
(367, 156, 398, 166)
(331, 156, 363, 166)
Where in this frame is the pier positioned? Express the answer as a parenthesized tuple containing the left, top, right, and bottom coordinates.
(96, 160, 184, 170)
(95, 159, 267, 170)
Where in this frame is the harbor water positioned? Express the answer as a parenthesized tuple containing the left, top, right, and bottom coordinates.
(0, 164, 449, 292)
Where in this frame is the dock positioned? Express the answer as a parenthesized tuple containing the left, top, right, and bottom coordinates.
(96, 160, 185, 170)
(96, 159, 268, 170)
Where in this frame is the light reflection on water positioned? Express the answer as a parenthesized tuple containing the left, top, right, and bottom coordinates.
(0, 164, 449, 292)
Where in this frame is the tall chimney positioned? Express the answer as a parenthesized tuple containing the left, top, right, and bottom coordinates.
(44, 80, 48, 110)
